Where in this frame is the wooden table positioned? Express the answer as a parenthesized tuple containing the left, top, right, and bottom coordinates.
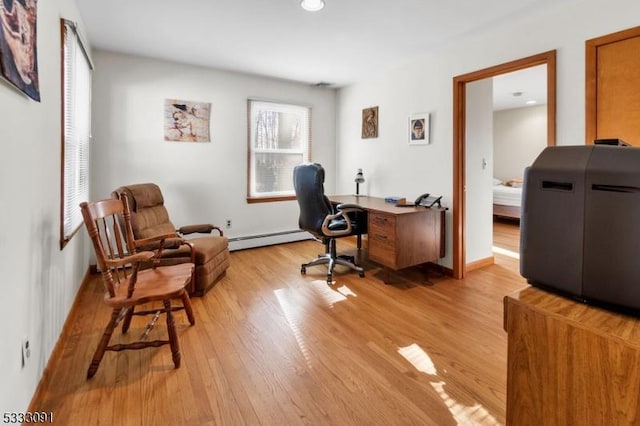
(503, 286, 640, 425)
(330, 195, 445, 278)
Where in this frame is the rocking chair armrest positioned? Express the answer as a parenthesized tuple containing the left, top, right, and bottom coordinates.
(105, 251, 155, 268)
(178, 224, 224, 237)
(133, 232, 184, 250)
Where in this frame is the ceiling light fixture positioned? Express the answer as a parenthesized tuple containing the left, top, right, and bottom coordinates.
(301, 0, 325, 12)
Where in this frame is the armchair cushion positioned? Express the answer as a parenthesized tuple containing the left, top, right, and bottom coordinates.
(113, 182, 230, 296)
(119, 184, 176, 239)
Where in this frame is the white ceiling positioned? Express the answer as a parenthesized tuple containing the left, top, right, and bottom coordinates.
(76, 0, 556, 105)
(493, 64, 547, 110)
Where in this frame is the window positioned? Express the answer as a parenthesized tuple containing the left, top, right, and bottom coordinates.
(247, 99, 311, 202)
(60, 19, 92, 249)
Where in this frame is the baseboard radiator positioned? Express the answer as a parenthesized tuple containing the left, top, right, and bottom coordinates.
(228, 230, 312, 251)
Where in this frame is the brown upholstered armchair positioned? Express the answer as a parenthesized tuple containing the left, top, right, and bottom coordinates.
(112, 183, 230, 296)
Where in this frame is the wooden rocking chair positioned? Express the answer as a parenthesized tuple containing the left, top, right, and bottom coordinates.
(80, 196, 196, 379)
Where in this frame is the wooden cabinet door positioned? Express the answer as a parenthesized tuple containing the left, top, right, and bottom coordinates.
(586, 26, 640, 146)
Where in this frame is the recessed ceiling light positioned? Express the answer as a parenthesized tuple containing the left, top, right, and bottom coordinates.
(526, 100, 537, 105)
(301, 0, 325, 12)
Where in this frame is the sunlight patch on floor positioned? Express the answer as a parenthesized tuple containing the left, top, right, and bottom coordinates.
(274, 288, 313, 368)
(308, 280, 352, 307)
(335, 284, 357, 298)
(398, 343, 437, 375)
(398, 343, 500, 426)
(429, 381, 500, 426)
(492, 245, 520, 260)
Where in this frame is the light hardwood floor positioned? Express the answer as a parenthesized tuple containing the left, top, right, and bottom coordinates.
(492, 218, 521, 272)
(31, 230, 527, 425)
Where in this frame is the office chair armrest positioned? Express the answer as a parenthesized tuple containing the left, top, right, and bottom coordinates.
(321, 203, 365, 236)
(178, 224, 224, 236)
(321, 211, 354, 236)
(105, 251, 155, 268)
(335, 203, 365, 214)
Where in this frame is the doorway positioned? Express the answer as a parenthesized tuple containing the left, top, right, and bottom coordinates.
(452, 51, 557, 279)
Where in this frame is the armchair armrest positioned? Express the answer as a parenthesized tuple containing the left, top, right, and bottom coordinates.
(178, 224, 224, 237)
(132, 232, 196, 266)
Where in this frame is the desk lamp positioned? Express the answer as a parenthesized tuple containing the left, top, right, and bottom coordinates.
(355, 169, 365, 196)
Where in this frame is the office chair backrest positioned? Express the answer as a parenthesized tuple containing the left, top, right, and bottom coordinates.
(293, 163, 334, 235)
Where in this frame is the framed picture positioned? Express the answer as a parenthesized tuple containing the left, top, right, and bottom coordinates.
(409, 113, 429, 145)
(362, 106, 378, 139)
(0, 0, 40, 101)
(164, 99, 211, 142)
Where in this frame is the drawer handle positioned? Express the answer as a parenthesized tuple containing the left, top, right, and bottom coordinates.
(374, 217, 388, 224)
(374, 234, 388, 240)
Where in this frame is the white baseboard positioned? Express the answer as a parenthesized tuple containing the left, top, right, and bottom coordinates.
(228, 230, 313, 251)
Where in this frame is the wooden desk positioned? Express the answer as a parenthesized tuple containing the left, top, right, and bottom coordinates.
(504, 286, 640, 425)
(330, 195, 445, 272)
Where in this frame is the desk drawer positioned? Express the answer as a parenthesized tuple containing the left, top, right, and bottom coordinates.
(368, 212, 397, 268)
(368, 228, 395, 250)
(369, 212, 396, 233)
(369, 244, 396, 268)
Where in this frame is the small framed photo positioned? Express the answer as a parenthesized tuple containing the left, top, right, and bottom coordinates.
(409, 113, 429, 145)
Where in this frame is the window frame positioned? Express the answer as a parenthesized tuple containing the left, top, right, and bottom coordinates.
(246, 99, 312, 203)
(59, 19, 93, 249)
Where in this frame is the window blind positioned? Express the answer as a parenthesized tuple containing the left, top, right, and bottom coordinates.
(61, 20, 92, 249)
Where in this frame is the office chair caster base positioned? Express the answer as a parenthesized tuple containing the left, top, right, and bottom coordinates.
(338, 254, 355, 264)
(301, 265, 306, 275)
(359, 271, 365, 278)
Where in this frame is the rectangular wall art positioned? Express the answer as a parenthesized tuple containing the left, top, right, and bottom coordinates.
(0, 0, 40, 101)
(409, 113, 430, 145)
(164, 99, 211, 142)
(362, 106, 379, 139)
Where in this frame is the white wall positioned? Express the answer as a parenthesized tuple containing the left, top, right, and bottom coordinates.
(336, 0, 640, 268)
(493, 105, 547, 181)
(466, 79, 494, 263)
(91, 51, 337, 247)
(0, 0, 91, 413)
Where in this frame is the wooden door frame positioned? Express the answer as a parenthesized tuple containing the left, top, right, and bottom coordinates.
(452, 50, 557, 279)
(586, 26, 640, 145)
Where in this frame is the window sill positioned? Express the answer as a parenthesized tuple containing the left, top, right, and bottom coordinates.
(247, 195, 296, 204)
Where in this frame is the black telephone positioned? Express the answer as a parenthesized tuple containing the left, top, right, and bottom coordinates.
(414, 193, 442, 208)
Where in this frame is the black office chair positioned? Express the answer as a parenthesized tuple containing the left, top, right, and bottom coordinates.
(293, 163, 366, 283)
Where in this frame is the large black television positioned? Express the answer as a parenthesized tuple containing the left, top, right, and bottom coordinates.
(520, 144, 640, 314)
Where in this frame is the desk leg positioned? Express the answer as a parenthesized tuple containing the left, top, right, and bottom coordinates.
(383, 268, 391, 285)
(357, 234, 362, 250)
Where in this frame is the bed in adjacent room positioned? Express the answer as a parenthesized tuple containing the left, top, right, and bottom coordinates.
(493, 178, 522, 219)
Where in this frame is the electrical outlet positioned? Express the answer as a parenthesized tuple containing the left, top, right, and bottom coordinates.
(226, 219, 232, 229)
(21, 338, 31, 369)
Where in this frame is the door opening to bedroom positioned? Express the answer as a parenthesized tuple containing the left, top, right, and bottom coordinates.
(490, 66, 548, 272)
(453, 51, 557, 278)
